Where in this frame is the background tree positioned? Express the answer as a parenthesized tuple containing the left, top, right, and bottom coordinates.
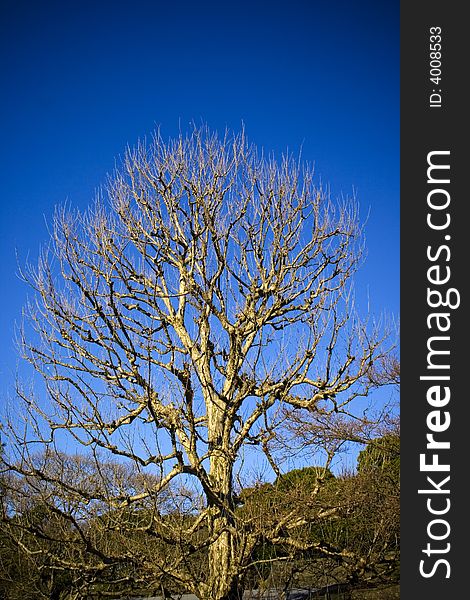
(269, 402, 400, 591)
(1, 126, 392, 600)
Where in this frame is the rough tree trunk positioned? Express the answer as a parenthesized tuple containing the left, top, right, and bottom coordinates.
(207, 513, 241, 600)
(202, 406, 242, 600)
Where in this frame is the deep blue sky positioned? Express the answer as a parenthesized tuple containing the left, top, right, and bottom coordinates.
(0, 0, 399, 396)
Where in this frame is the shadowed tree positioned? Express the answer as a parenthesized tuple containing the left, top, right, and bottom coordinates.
(1, 126, 392, 600)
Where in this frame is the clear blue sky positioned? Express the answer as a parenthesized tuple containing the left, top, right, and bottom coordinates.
(0, 0, 399, 397)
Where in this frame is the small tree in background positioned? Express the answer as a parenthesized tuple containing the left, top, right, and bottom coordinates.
(1, 126, 394, 600)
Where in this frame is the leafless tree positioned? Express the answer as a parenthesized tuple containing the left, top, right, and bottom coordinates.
(1, 126, 393, 600)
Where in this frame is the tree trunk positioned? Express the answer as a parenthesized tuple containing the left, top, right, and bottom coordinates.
(203, 436, 242, 600)
(207, 523, 242, 600)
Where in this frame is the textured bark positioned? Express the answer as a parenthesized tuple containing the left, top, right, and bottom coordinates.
(204, 408, 239, 600)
